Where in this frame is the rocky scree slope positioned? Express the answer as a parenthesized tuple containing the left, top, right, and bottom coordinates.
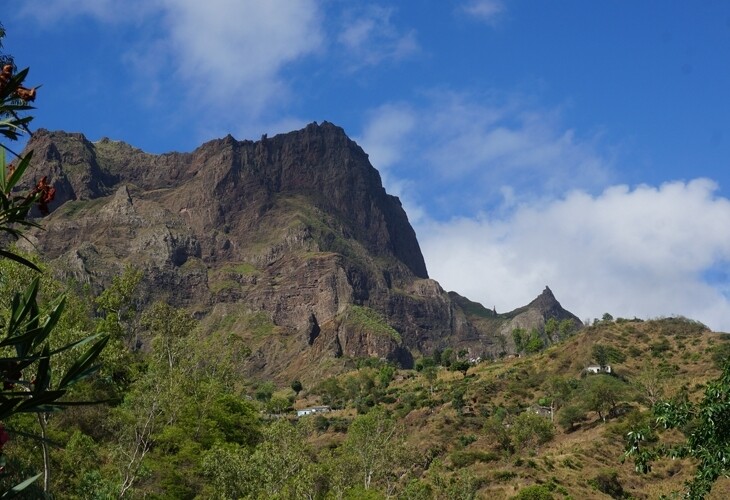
(17, 122, 580, 378)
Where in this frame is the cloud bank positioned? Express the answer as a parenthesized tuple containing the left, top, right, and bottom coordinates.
(460, 0, 506, 24)
(358, 93, 730, 332)
(358, 92, 613, 218)
(418, 179, 730, 332)
(336, 6, 419, 70)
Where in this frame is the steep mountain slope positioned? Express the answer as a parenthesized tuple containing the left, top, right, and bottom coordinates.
(18, 122, 581, 378)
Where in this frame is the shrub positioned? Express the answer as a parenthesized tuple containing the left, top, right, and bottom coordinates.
(450, 450, 499, 468)
(512, 484, 554, 499)
(494, 470, 517, 481)
(627, 345, 642, 358)
(649, 338, 672, 357)
(711, 342, 730, 370)
(590, 470, 625, 499)
(457, 434, 477, 447)
(511, 412, 555, 451)
(557, 405, 586, 432)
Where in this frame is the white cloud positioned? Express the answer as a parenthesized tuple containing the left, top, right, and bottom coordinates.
(460, 0, 505, 24)
(358, 103, 416, 170)
(155, 0, 322, 116)
(358, 92, 613, 216)
(418, 179, 730, 332)
(356, 104, 424, 222)
(337, 6, 419, 69)
(21, 0, 323, 122)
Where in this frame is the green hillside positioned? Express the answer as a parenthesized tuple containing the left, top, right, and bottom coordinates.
(293, 316, 730, 499)
(3, 257, 726, 500)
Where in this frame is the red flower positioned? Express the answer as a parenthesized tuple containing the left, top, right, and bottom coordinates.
(32, 176, 56, 215)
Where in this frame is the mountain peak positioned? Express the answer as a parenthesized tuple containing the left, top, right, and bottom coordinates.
(527, 285, 562, 311)
(17, 123, 584, 376)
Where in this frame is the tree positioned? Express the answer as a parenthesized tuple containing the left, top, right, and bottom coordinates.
(344, 406, 402, 491)
(483, 415, 512, 453)
(558, 318, 575, 339)
(111, 301, 260, 497)
(512, 328, 526, 353)
(591, 343, 625, 366)
(255, 381, 275, 402)
(266, 395, 291, 415)
(422, 365, 438, 395)
(557, 404, 585, 432)
(0, 31, 109, 495)
(524, 329, 544, 354)
(201, 443, 247, 499)
(545, 375, 575, 413)
(451, 384, 466, 414)
(591, 344, 609, 366)
(440, 348, 454, 368)
(378, 364, 395, 387)
(632, 361, 666, 407)
(513, 484, 554, 499)
(95, 266, 143, 345)
(450, 360, 470, 378)
(510, 412, 555, 451)
(626, 361, 730, 499)
(242, 420, 316, 499)
(582, 375, 628, 422)
(544, 317, 559, 339)
(291, 379, 303, 397)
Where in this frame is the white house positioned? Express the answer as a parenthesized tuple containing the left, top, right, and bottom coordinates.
(585, 365, 612, 374)
(296, 405, 331, 417)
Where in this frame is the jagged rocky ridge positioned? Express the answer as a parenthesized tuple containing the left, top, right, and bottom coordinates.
(17, 122, 581, 378)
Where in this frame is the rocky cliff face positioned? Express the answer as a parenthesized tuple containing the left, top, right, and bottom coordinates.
(18, 122, 581, 380)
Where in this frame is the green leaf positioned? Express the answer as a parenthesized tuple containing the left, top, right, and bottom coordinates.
(0, 248, 40, 272)
(33, 344, 51, 394)
(0, 399, 22, 421)
(47, 331, 106, 357)
(0, 473, 42, 498)
(6, 150, 33, 192)
(28, 398, 118, 412)
(8, 277, 39, 335)
(36, 295, 66, 349)
(57, 335, 110, 389)
(0, 67, 29, 100)
(0, 325, 45, 348)
(15, 390, 66, 413)
(6, 428, 62, 448)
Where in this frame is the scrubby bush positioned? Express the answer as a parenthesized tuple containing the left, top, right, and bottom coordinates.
(557, 404, 586, 432)
(450, 450, 498, 468)
(512, 484, 554, 499)
(511, 412, 555, 451)
(590, 469, 625, 499)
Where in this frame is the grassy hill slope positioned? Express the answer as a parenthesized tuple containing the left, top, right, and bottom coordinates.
(297, 316, 730, 499)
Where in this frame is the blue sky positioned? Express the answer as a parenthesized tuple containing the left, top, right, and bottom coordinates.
(5, 1, 730, 330)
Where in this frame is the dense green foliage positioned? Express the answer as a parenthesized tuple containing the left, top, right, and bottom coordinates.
(626, 360, 730, 498)
(0, 28, 110, 495)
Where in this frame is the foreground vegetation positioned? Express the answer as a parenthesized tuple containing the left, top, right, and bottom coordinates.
(1, 255, 728, 499)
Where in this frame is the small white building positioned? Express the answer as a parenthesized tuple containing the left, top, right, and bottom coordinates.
(585, 365, 612, 374)
(296, 406, 331, 417)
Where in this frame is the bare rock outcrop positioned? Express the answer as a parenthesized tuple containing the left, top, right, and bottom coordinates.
(18, 122, 581, 380)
